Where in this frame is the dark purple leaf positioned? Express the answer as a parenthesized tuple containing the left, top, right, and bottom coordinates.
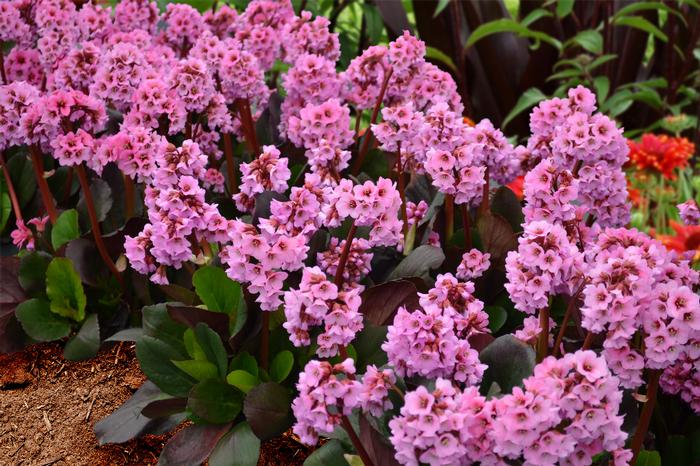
(158, 422, 232, 466)
(359, 280, 421, 326)
(359, 415, 400, 466)
(158, 285, 198, 306)
(141, 397, 188, 419)
(243, 382, 292, 440)
(476, 213, 517, 263)
(167, 305, 230, 343)
(0, 257, 28, 353)
(374, 0, 413, 37)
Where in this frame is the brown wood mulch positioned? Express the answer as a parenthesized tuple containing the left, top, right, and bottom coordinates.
(0, 342, 313, 466)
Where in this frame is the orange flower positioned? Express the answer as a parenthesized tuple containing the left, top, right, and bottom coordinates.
(507, 176, 524, 200)
(626, 180, 642, 207)
(628, 134, 695, 179)
(653, 220, 700, 261)
(463, 117, 475, 127)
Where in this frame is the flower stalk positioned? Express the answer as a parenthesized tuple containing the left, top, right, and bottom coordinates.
(0, 151, 23, 223)
(629, 370, 662, 465)
(351, 68, 393, 175)
(29, 145, 58, 224)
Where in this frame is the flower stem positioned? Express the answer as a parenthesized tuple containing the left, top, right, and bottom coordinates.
(582, 330, 595, 350)
(351, 68, 393, 175)
(537, 305, 550, 363)
(630, 370, 662, 465)
(444, 194, 455, 244)
(0, 151, 23, 223)
(29, 145, 58, 224)
(236, 99, 260, 156)
(222, 132, 237, 194)
(479, 166, 490, 217)
(460, 203, 472, 250)
(553, 283, 586, 357)
(260, 311, 270, 371)
(333, 221, 358, 287)
(395, 155, 408, 240)
(123, 174, 135, 219)
(76, 164, 124, 290)
(340, 415, 375, 466)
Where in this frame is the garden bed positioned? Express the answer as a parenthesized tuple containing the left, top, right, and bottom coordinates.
(0, 343, 313, 466)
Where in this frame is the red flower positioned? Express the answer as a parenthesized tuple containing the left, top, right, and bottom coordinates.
(628, 134, 695, 179)
(653, 221, 700, 261)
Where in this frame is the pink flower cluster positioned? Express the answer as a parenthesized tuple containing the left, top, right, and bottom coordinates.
(384, 274, 487, 384)
(317, 238, 373, 284)
(581, 227, 700, 388)
(661, 343, 700, 413)
(10, 216, 49, 251)
(234, 145, 291, 212)
(283, 266, 364, 358)
(523, 158, 579, 224)
(456, 248, 491, 281)
(678, 199, 700, 225)
(527, 86, 630, 227)
(505, 221, 584, 314)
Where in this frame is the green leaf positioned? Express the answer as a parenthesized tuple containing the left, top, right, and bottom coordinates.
(570, 30, 603, 54)
(229, 351, 259, 377)
(521, 8, 552, 27)
(187, 379, 244, 424)
(45, 257, 86, 322)
(270, 350, 294, 383)
(388, 245, 445, 280)
(18, 251, 51, 296)
(0, 189, 10, 234)
(593, 76, 610, 104)
(136, 335, 195, 397)
(587, 53, 618, 71)
(15, 298, 71, 341)
(614, 2, 683, 22)
(361, 4, 383, 45)
(635, 450, 661, 466)
(425, 46, 457, 72)
(613, 16, 667, 42)
(184, 328, 207, 361)
(192, 266, 242, 315)
(304, 439, 350, 466)
(51, 209, 80, 249)
(466, 18, 562, 51)
(63, 313, 100, 360)
(666, 435, 691, 466)
(479, 335, 536, 395)
(485, 306, 508, 333)
(172, 359, 219, 381)
(243, 382, 293, 440)
(601, 90, 634, 117)
(433, 0, 450, 17)
(142, 303, 188, 354)
(209, 422, 261, 466)
(226, 370, 258, 393)
(194, 323, 228, 378)
(502, 87, 546, 129)
(555, 0, 574, 18)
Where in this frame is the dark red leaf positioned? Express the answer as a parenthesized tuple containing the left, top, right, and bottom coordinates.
(359, 279, 421, 326)
(158, 422, 232, 466)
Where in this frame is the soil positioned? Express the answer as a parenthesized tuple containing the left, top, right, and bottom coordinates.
(0, 342, 314, 466)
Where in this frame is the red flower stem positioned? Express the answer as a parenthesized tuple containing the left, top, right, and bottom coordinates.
(553, 285, 585, 357)
(236, 99, 260, 156)
(222, 132, 237, 194)
(354, 109, 363, 141)
(479, 166, 490, 217)
(581, 330, 595, 350)
(444, 194, 455, 244)
(395, 155, 408, 239)
(0, 151, 23, 223)
(351, 68, 393, 175)
(29, 145, 58, 224)
(260, 311, 270, 371)
(76, 164, 124, 290)
(537, 305, 550, 363)
(340, 415, 375, 466)
(333, 221, 358, 287)
(460, 203, 472, 250)
(123, 174, 135, 219)
(630, 370, 662, 465)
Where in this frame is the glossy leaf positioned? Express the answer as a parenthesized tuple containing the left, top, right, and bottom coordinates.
(18, 251, 51, 296)
(45, 257, 86, 322)
(229, 351, 259, 377)
(485, 306, 508, 333)
(0, 189, 10, 234)
(16, 298, 71, 342)
(477, 213, 517, 262)
(502, 87, 547, 129)
(635, 450, 661, 466)
(209, 422, 261, 466)
(243, 382, 292, 440)
(52, 209, 79, 250)
(303, 439, 349, 466)
(358, 280, 421, 326)
(192, 265, 242, 315)
(172, 359, 219, 381)
(570, 30, 602, 54)
(187, 378, 244, 424)
(142, 303, 188, 354)
(466, 19, 562, 51)
(94, 381, 183, 444)
(555, 0, 574, 18)
(433, 0, 450, 18)
(359, 415, 401, 466)
(77, 178, 113, 227)
(158, 423, 232, 466)
(226, 370, 258, 393)
(425, 46, 457, 72)
(388, 245, 445, 280)
(194, 322, 228, 378)
(613, 16, 667, 42)
(269, 350, 294, 383)
(0, 256, 28, 352)
(136, 335, 195, 397)
(479, 335, 536, 395)
(63, 313, 100, 360)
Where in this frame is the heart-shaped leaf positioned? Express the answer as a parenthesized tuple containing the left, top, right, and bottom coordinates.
(158, 422, 233, 466)
(243, 382, 292, 440)
(45, 257, 86, 322)
(209, 422, 261, 466)
(187, 379, 244, 424)
(269, 350, 294, 383)
(226, 370, 258, 393)
(51, 209, 80, 249)
(16, 298, 71, 342)
(479, 335, 535, 395)
(192, 266, 242, 315)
